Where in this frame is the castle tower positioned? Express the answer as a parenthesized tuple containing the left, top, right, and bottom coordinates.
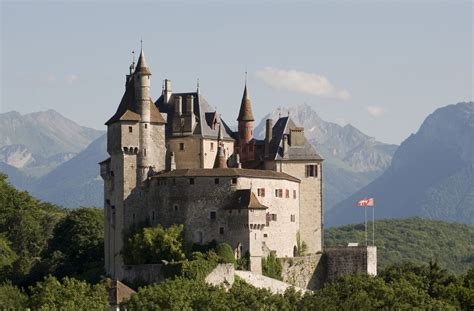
(101, 48, 166, 279)
(237, 84, 255, 162)
(134, 49, 153, 182)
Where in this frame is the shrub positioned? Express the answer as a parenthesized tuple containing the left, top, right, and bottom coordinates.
(262, 252, 282, 280)
(215, 243, 236, 265)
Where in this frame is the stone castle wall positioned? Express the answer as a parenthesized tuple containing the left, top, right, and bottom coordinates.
(325, 246, 377, 282)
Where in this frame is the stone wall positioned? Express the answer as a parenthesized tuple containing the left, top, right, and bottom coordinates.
(205, 264, 235, 290)
(235, 270, 308, 295)
(325, 246, 377, 282)
(280, 254, 325, 290)
(122, 264, 164, 285)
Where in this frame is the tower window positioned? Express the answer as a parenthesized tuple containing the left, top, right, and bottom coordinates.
(306, 165, 318, 177)
(145, 123, 148, 129)
(210, 211, 216, 220)
(210, 142, 214, 151)
(129, 126, 133, 133)
(179, 143, 185, 151)
(189, 178, 194, 185)
(215, 178, 219, 184)
(293, 190, 297, 199)
(291, 214, 296, 222)
(143, 148, 146, 156)
(174, 204, 179, 211)
(152, 211, 155, 221)
(231, 178, 237, 184)
(219, 227, 224, 235)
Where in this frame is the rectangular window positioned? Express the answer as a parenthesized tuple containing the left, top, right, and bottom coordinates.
(174, 204, 179, 211)
(278, 189, 283, 198)
(264, 234, 268, 238)
(179, 143, 185, 151)
(152, 211, 155, 221)
(257, 188, 265, 197)
(285, 189, 290, 198)
(143, 148, 146, 156)
(219, 227, 224, 235)
(293, 190, 297, 199)
(145, 123, 148, 129)
(306, 164, 318, 177)
(190, 178, 194, 185)
(271, 214, 277, 221)
(210, 211, 216, 220)
(210, 142, 214, 151)
(215, 178, 219, 184)
(128, 126, 133, 133)
(290, 214, 295, 222)
(231, 178, 237, 184)
(274, 189, 278, 197)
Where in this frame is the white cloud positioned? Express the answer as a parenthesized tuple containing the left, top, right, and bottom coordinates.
(366, 106, 387, 117)
(255, 67, 350, 100)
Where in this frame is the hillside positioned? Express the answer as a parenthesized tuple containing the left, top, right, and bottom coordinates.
(325, 218, 474, 274)
(328, 102, 474, 226)
(30, 134, 107, 208)
(255, 104, 397, 210)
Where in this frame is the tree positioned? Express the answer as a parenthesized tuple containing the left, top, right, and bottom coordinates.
(39, 207, 104, 283)
(262, 252, 282, 281)
(123, 224, 186, 264)
(0, 281, 28, 310)
(28, 276, 109, 311)
(215, 243, 236, 265)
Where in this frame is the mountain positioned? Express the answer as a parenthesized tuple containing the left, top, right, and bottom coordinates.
(327, 102, 474, 226)
(255, 104, 398, 210)
(30, 134, 107, 208)
(0, 110, 103, 157)
(325, 218, 474, 274)
(0, 110, 104, 179)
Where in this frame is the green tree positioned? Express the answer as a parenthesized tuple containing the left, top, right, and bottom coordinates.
(262, 252, 282, 280)
(28, 276, 109, 311)
(0, 281, 28, 310)
(123, 224, 186, 264)
(39, 207, 104, 282)
(215, 243, 236, 265)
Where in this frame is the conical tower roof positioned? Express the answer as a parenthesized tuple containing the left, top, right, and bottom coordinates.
(237, 84, 254, 121)
(135, 49, 151, 75)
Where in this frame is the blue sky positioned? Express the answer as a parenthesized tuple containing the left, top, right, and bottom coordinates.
(1, 1, 472, 144)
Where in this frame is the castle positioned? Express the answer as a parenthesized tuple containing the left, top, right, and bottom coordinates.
(100, 49, 360, 283)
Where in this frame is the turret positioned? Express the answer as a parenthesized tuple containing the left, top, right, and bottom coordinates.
(134, 49, 152, 182)
(264, 119, 272, 158)
(213, 123, 228, 168)
(237, 84, 254, 144)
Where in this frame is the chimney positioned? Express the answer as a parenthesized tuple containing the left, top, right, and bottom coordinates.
(282, 135, 289, 159)
(175, 96, 182, 116)
(170, 152, 176, 171)
(236, 153, 242, 169)
(264, 119, 272, 158)
(186, 95, 194, 115)
(163, 79, 172, 104)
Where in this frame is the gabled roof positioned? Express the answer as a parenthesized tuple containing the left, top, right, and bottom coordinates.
(105, 77, 166, 126)
(225, 189, 268, 210)
(155, 92, 235, 140)
(237, 85, 254, 121)
(268, 117, 323, 161)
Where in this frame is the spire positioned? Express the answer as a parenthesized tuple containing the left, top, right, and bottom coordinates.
(135, 48, 151, 75)
(237, 83, 254, 121)
(214, 123, 228, 169)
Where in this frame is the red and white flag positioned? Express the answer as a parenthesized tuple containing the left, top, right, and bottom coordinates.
(356, 198, 374, 206)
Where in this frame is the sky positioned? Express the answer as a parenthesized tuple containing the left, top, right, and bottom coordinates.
(1, 0, 472, 144)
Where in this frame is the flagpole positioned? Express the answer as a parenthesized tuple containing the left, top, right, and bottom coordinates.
(365, 205, 368, 246)
(372, 205, 375, 246)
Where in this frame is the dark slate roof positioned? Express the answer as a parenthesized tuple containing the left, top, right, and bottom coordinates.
(237, 85, 254, 121)
(155, 92, 235, 140)
(105, 77, 166, 125)
(269, 117, 323, 161)
(153, 168, 300, 183)
(134, 50, 151, 75)
(224, 189, 268, 210)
